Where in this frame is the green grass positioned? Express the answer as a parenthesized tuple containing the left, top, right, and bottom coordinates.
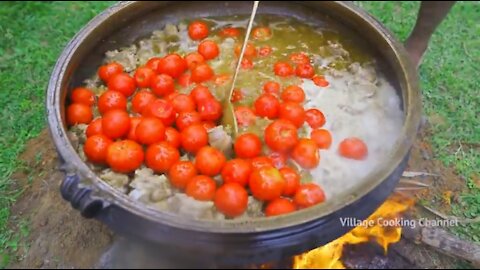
(0, 1, 114, 267)
(0, 1, 478, 266)
(358, 1, 480, 242)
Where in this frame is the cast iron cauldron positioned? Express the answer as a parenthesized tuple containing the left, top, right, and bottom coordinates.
(46, 1, 422, 266)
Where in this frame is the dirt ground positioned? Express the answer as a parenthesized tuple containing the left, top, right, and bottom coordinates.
(6, 126, 471, 269)
(8, 130, 113, 269)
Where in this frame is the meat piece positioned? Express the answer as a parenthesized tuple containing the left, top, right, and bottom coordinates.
(166, 193, 225, 220)
(129, 168, 173, 203)
(100, 169, 130, 194)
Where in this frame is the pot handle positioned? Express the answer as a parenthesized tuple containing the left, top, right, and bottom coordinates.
(60, 174, 105, 219)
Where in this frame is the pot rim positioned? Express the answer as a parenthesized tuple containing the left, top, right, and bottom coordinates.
(47, 1, 422, 233)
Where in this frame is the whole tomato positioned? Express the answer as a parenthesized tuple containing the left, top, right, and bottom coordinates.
(83, 134, 112, 164)
(195, 146, 226, 176)
(214, 183, 249, 218)
(98, 90, 127, 114)
(234, 133, 262, 159)
(186, 175, 216, 201)
(145, 141, 180, 173)
(168, 160, 197, 189)
(180, 124, 208, 154)
(107, 73, 136, 97)
(254, 94, 280, 119)
(106, 140, 144, 173)
(265, 198, 296, 217)
(135, 117, 166, 145)
(291, 138, 320, 169)
(221, 159, 252, 187)
(102, 109, 131, 140)
(67, 103, 93, 126)
(264, 119, 298, 153)
(157, 54, 187, 78)
(249, 167, 286, 201)
(98, 62, 124, 82)
(71, 87, 95, 106)
(294, 183, 326, 209)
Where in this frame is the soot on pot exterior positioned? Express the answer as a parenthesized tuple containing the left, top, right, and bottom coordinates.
(47, 1, 421, 265)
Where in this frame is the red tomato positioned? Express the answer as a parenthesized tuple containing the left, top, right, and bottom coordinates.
(171, 94, 196, 113)
(241, 58, 254, 70)
(281, 85, 305, 103)
(263, 81, 281, 96)
(165, 91, 180, 102)
(151, 74, 175, 97)
(254, 94, 280, 119)
(127, 117, 141, 141)
(145, 141, 180, 173)
(157, 54, 187, 78)
(191, 63, 214, 83)
(221, 159, 252, 187)
(71, 87, 95, 106)
(146, 57, 162, 71)
(259, 45, 272, 57)
(249, 167, 286, 201)
(234, 133, 262, 159)
(214, 183, 249, 217)
(190, 85, 213, 105)
(267, 151, 287, 169)
(274, 61, 293, 77)
(289, 52, 310, 65)
(107, 73, 136, 97)
(83, 134, 112, 164)
(67, 103, 93, 126)
(339, 137, 368, 160)
(234, 43, 257, 58)
(195, 146, 226, 176)
(143, 99, 176, 126)
(107, 140, 144, 173)
(188, 21, 209, 40)
(102, 109, 131, 140)
(279, 167, 300, 196)
(296, 63, 315, 79)
(265, 198, 297, 217)
(250, 156, 274, 171)
(279, 102, 306, 128)
(98, 62, 123, 82)
(176, 111, 202, 131)
(178, 72, 193, 88)
(305, 109, 326, 129)
(311, 129, 332, 149)
(234, 106, 256, 127)
(219, 27, 241, 38)
(86, 118, 103, 138)
(264, 119, 299, 153)
(252, 27, 272, 40)
(135, 117, 166, 145)
(294, 183, 326, 209)
(198, 97, 222, 121)
(168, 161, 197, 189)
(134, 66, 156, 88)
(313, 75, 330, 87)
(164, 127, 181, 148)
(185, 52, 205, 70)
(132, 90, 156, 114)
(180, 124, 208, 153)
(230, 88, 243, 103)
(198, 40, 220, 60)
(186, 175, 217, 201)
(98, 90, 127, 114)
(291, 138, 320, 169)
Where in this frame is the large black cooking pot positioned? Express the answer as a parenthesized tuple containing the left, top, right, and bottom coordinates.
(46, 1, 421, 266)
